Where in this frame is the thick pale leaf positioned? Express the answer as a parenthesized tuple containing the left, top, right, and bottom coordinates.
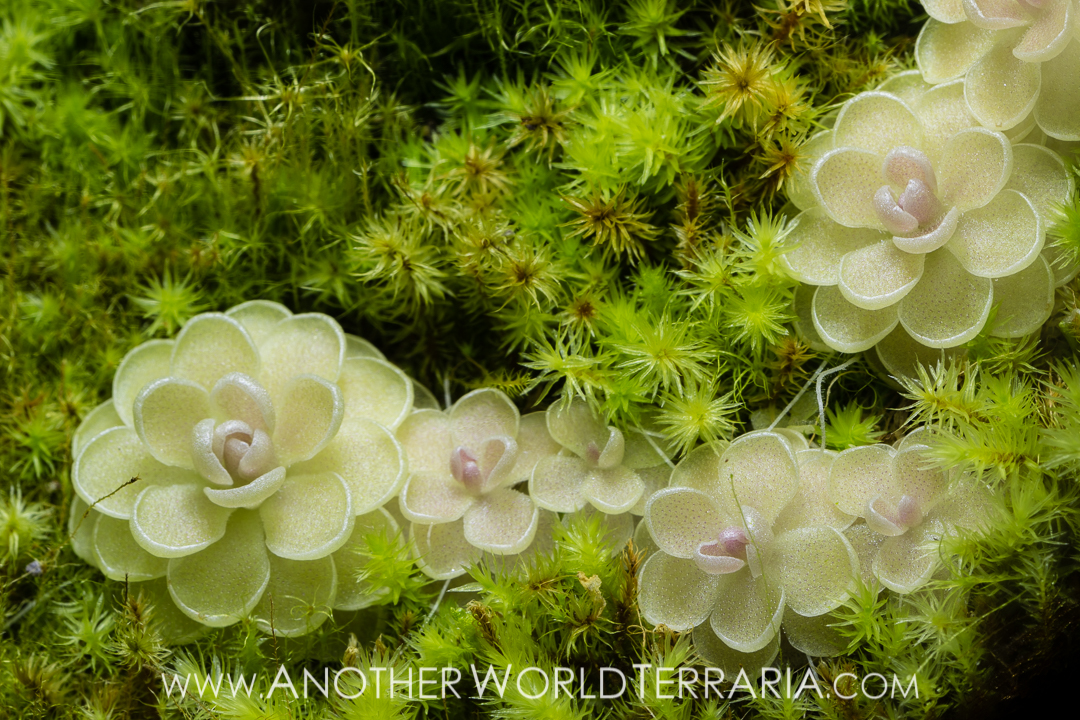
(915, 80, 980, 158)
(828, 445, 895, 517)
(260, 473, 354, 560)
(253, 554, 336, 637)
(775, 450, 854, 533)
(508, 412, 562, 484)
(273, 375, 344, 466)
(93, 515, 168, 581)
(210, 373, 275, 434)
(337, 357, 413, 430)
(131, 483, 233, 558)
(171, 314, 260, 392)
(292, 417, 406, 516)
(833, 92, 923, 156)
(167, 510, 271, 627)
(965, 42, 1041, 131)
(812, 285, 899, 353)
(462, 488, 538, 554)
(948, 190, 1042, 279)
(892, 446, 950, 510)
(204, 466, 287, 509)
(1003, 144, 1075, 223)
(716, 432, 798, 525)
(1013, 0, 1073, 62)
(581, 466, 645, 514)
(73, 427, 172, 519)
(938, 128, 1013, 212)
(898, 250, 993, 348)
(258, 314, 346, 405)
(72, 400, 123, 461)
(344, 333, 386, 360)
(773, 527, 858, 616)
(638, 553, 721, 631)
(922, 0, 967, 23)
(449, 388, 520, 453)
(781, 208, 882, 285)
(812, 148, 886, 229)
(225, 300, 292, 346)
(113, 340, 174, 428)
(783, 609, 847, 657)
(644, 487, 725, 559)
(395, 409, 453, 475)
(546, 397, 617, 465)
(529, 453, 589, 513)
(68, 496, 98, 566)
(873, 521, 944, 593)
(709, 573, 785, 653)
(838, 240, 924, 310)
(990, 255, 1054, 337)
(412, 520, 483, 580)
(133, 378, 211, 470)
(915, 20, 996, 83)
(399, 471, 475, 523)
(693, 623, 779, 675)
(1034, 40, 1080, 140)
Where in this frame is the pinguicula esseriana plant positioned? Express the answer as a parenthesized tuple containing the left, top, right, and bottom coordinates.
(915, 0, 1080, 140)
(529, 397, 672, 513)
(396, 388, 559, 579)
(69, 301, 413, 636)
(639, 430, 859, 670)
(782, 80, 1075, 373)
(827, 433, 993, 593)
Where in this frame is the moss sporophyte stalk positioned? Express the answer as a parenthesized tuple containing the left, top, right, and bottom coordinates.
(5, 0, 1080, 717)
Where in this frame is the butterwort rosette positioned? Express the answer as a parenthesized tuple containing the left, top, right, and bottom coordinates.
(638, 431, 859, 670)
(69, 301, 412, 637)
(783, 80, 1074, 374)
(916, 0, 1080, 140)
(826, 432, 992, 593)
(396, 389, 558, 579)
(528, 397, 672, 521)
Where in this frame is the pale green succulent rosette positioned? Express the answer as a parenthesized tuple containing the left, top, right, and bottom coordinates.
(397, 389, 558, 580)
(528, 397, 672, 517)
(783, 81, 1074, 374)
(827, 439, 992, 594)
(638, 431, 859, 668)
(69, 301, 412, 637)
(916, 0, 1080, 140)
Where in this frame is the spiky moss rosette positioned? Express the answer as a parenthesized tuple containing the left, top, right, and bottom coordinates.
(68, 302, 412, 638)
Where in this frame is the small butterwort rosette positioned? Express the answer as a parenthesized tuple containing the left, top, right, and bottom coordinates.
(69, 301, 413, 637)
(916, 0, 1080, 140)
(638, 430, 859, 669)
(783, 79, 1074, 374)
(528, 398, 672, 518)
(826, 434, 992, 594)
(397, 388, 559, 580)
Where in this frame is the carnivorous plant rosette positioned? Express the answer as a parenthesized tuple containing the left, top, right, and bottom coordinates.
(827, 434, 992, 593)
(782, 86, 1074, 370)
(69, 301, 413, 636)
(528, 397, 672, 522)
(396, 389, 557, 580)
(638, 431, 859, 668)
(916, 0, 1080, 140)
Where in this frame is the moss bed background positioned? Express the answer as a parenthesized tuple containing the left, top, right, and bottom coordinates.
(3, 0, 1080, 717)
